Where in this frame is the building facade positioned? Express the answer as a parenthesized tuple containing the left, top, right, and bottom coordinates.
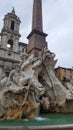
(0, 8, 27, 77)
(55, 67, 73, 84)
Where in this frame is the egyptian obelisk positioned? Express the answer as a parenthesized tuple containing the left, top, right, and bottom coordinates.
(27, 0, 48, 56)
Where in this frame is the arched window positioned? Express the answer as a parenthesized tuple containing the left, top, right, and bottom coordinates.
(7, 39, 13, 50)
(11, 20, 15, 31)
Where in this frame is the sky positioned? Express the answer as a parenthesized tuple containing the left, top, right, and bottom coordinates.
(0, 0, 73, 68)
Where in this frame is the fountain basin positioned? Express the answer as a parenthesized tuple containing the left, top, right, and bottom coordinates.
(0, 113, 73, 130)
(0, 125, 73, 130)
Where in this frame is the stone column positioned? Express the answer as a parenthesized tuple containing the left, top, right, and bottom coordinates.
(32, 0, 43, 31)
(27, 0, 47, 56)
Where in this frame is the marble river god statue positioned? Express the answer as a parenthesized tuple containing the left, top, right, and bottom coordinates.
(0, 47, 73, 120)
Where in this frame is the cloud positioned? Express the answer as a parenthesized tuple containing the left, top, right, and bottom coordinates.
(43, 0, 73, 68)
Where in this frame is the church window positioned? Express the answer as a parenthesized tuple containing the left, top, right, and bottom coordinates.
(11, 20, 15, 30)
(7, 39, 13, 50)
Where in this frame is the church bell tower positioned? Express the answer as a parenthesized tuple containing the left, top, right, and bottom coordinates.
(0, 8, 21, 77)
(0, 8, 21, 52)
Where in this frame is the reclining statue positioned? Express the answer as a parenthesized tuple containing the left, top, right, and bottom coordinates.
(7, 63, 45, 96)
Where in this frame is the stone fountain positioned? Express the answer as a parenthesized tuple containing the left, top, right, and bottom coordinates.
(0, 0, 73, 123)
(0, 47, 73, 120)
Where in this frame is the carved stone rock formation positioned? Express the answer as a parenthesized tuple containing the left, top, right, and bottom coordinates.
(0, 48, 73, 119)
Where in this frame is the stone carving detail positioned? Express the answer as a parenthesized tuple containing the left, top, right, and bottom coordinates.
(0, 47, 73, 119)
